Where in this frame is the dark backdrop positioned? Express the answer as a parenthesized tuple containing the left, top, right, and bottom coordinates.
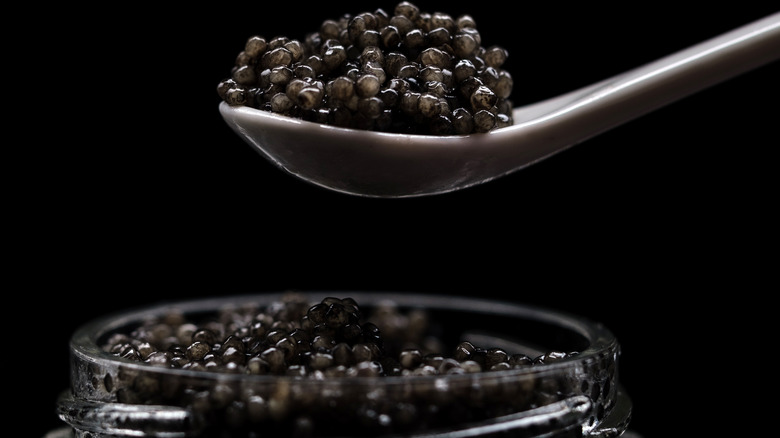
(25, 3, 777, 437)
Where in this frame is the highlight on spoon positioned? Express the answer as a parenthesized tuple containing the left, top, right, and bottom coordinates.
(220, 102, 538, 197)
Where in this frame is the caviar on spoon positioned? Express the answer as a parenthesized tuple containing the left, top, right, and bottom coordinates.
(219, 8, 780, 198)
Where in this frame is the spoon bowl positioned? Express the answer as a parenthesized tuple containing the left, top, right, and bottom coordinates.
(220, 13, 780, 198)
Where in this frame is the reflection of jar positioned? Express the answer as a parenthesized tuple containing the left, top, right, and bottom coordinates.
(50, 292, 641, 437)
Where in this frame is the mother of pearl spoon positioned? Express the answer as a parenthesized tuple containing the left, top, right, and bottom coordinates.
(220, 13, 780, 198)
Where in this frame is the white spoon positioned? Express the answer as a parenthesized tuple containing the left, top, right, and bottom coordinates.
(220, 13, 780, 198)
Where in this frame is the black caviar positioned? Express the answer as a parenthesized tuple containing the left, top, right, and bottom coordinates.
(103, 294, 575, 378)
(217, 2, 514, 135)
(97, 294, 585, 437)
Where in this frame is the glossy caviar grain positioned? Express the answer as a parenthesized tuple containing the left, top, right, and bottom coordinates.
(217, 2, 513, 135)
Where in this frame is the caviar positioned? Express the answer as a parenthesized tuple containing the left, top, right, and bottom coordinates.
(93, 294, 597, 437)
(217, 2, 514, 135)
(103, 294, 575, 377)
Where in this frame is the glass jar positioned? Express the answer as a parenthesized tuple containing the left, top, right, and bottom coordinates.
(51, 292, 640, 437)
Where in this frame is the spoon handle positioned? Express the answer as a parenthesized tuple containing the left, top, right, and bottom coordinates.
(514, 12, 780, 138)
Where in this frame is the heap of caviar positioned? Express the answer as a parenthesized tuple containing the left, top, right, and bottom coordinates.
(98, 294, 584, 436)
(216, 2, 514, 135)
(102, 294, 575, 377)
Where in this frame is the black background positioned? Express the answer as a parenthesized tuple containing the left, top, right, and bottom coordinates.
(22, 3, 778, 437)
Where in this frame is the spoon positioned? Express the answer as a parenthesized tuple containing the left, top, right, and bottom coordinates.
(220, 13, 780, 198)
